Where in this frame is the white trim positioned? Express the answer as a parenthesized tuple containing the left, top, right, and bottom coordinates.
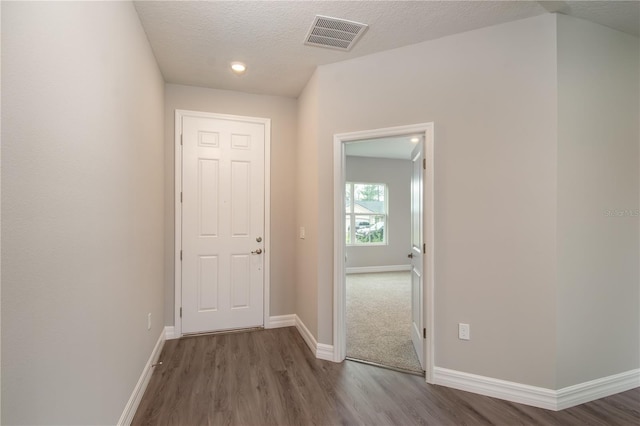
(294, 315, 335, 361)
(556, 369, 640, 410)
(266, 314, 296, 329)
(164, 326, 178, 340)
(346, 265, 411, 274)
(333, 123, 436, 375)
(423, 124, 435, 382)
(433, 367, 640, 411)
(263, 119, 272, 333)
(316, 343, 335, 361)
(333, 134, 347, 363)
(174, 110, 271, 337)
(174, 110, 183, 337)
(295, 314, 318, 355)
(117, 330, 165, 426)
(433, 367, 557, 410)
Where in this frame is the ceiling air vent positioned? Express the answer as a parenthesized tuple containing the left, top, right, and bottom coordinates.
(304, 15, 368, 51)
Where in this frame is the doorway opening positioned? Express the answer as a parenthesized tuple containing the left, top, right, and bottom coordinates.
(333, 123, 435, 383)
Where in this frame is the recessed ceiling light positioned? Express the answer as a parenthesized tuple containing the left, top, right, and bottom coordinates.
(231, 62, 247, 74)
(410, 137, 420, 143)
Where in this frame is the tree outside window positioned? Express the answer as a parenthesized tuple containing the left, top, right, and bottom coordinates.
(345, 182, 388, 245)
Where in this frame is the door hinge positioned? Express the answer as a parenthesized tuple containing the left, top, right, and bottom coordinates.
(423, 328, 426, 339)
(423, 158, 426, 170)
(180, 307, 182, 318)
(180, 192, 183, 203)
(423, 243, 426, 253)
(180, 250, 182, 261)
(180, 134, 183, 145)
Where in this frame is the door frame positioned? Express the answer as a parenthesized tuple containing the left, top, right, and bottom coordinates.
(174, 109, 271, 337)
(333, 123, 435, 383)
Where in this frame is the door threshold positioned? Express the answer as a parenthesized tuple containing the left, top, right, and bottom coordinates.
(346, 356, 425, 377)
(181, 326, 264, 338)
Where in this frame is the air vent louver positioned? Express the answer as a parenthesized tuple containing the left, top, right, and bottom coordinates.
(304, 15, 368, 51)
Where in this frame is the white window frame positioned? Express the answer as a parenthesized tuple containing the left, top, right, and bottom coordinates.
(345, 181, 388, 246)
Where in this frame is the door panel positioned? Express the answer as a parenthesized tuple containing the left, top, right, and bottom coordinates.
(411, 142, 425, 370)
(198, 256, 219, 311)
(182, 115, 265, 334)
(230, 254, 250, 308)
(230, 161, 251, 236)
(198, 159, 219, 236)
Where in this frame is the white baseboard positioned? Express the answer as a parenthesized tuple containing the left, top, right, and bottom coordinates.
(556, 368, 640, 410)
(316, 343, 335, 361)
(433, 367, 640, 411)
(433, 367, 557, 410)
(294, 315, 336, 362)
(164, 326, 179, 340)
(295, 314, 317, 355)
(266, 314, 296, 329)
(117, 329, 166, 425)
(346, 264, 411, 274)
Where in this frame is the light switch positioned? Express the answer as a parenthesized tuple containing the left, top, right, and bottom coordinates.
(299, 227, 305, 239)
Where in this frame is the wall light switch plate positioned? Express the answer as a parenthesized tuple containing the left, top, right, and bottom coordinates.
(299, 227, 305, 239)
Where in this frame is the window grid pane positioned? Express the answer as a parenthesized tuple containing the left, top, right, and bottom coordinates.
(346, 182, 387, 246)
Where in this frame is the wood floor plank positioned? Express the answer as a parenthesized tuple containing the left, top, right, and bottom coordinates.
(132, 327, 640, 426)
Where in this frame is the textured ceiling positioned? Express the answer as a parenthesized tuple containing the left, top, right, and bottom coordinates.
(134, 1, 639, 98)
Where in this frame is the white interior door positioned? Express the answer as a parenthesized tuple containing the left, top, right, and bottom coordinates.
(410, 142, 426, 370)
(181, 114, 265, 334)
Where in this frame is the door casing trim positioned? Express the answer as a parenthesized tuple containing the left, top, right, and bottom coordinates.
(333, 123, 435, 383)
(174, 109, 271, 337)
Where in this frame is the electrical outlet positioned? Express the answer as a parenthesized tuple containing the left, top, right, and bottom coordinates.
(458, 323, 470, 340)
(147, 313, 152, 330)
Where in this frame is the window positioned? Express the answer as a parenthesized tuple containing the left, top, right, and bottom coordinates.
(345, 182, 387, 245)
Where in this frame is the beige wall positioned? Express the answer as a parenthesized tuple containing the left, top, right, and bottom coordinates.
(346, 157, 412, 268)
(556, 15, 640, 388)
(297, 12, 640, 390)
(295, 72, 320, 336)
(164, 84, 298, 323)
(305, 14, 560, 387)
(1, 2, 165, 424)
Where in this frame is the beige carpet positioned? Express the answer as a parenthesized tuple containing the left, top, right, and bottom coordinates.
(346, 271, 423, 373)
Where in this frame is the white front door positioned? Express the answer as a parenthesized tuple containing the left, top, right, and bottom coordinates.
(181, 114, 266, 334)
(410, 142, 426, 370)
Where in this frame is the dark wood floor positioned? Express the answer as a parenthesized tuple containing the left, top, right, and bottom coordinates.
(133, 327, 639, 425)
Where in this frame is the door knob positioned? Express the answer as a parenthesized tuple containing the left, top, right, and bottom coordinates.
(408, 253, 414, 259)
(252, 248, 263, 255)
